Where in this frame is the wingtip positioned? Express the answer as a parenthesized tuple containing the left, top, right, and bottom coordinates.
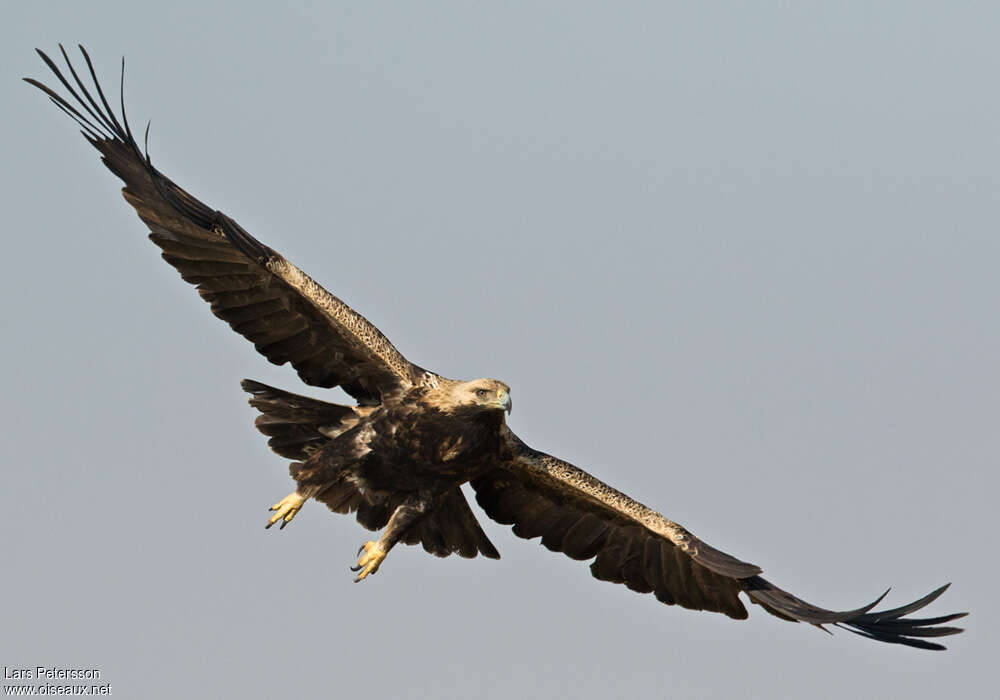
(241, 378, 270, 395)
(922, 583, 953, 606)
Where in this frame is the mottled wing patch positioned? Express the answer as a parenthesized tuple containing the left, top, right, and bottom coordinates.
(471, 463, 749, 619)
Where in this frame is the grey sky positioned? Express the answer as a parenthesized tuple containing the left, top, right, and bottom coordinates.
(3, 2, 995, 698)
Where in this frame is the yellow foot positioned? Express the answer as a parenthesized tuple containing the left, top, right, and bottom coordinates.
(350, 541, 387, 582)
(266, 491, 306, 530)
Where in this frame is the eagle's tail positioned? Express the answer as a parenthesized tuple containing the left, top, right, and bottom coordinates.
(241, 379, 361, 460)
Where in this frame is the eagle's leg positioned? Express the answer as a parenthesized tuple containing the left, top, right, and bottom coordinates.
(351, 492, 435, 582)
(266, 484, 321, 530)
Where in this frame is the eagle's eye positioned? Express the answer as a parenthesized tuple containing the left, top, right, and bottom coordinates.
(475, 388, 490, 399)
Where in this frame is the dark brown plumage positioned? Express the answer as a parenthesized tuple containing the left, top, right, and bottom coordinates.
(27, 45, 966, 650)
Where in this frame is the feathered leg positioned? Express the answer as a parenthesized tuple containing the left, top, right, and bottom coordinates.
(267, 430, 363, 530)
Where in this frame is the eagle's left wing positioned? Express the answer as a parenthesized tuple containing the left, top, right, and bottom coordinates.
(470, 426, 966, 650)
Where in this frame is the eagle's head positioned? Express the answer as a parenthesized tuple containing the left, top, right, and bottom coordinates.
(449, 378, 512, 415)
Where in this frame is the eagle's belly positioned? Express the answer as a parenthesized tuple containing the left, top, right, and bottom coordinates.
(354, 409, 503, 493)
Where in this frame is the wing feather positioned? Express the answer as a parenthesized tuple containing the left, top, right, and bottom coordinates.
(469, 426, 966, 648)
(26, 45, 429, 403)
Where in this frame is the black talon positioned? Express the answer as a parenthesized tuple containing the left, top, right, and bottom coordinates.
(350, 564, 362, 572)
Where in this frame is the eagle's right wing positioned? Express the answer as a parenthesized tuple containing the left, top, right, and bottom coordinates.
(470, 426, 966, 650)
(26, 45, 429, 404)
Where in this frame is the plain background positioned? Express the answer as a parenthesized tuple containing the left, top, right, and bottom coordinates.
(3, 3, 995, 698)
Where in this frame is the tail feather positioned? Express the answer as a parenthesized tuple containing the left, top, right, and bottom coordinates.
(406, 488, 501, 560)
(242, 379, 359, 460)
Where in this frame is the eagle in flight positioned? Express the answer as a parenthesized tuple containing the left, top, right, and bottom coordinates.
(27, 46, 966, 650)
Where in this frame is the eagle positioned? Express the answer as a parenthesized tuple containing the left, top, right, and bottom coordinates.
(27, 45, 966, 650)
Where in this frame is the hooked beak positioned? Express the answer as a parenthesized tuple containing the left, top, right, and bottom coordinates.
(499, 391, 512, 415)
